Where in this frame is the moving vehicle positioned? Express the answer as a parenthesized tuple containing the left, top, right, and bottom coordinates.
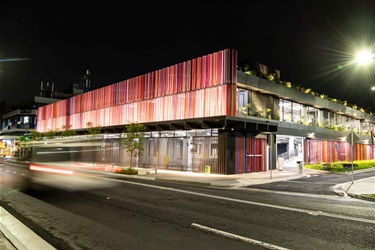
(25, 138, 119, 191)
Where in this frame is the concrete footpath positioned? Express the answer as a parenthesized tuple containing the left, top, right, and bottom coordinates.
(1, 166, 374, 250)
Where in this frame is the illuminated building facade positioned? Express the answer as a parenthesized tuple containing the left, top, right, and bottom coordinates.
(36, 49, 375, 174)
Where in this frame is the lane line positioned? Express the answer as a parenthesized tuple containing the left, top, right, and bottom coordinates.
(104, 177, 375, 224)
(285, 181, 337, 184)
(191, 223, 290, 250)
(245, 188, 339, 199)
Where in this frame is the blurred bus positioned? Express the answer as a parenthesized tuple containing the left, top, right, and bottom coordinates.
(25, 137, 120, 191)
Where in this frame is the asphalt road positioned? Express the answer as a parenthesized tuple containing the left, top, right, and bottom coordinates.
(1, 163, 374, 250)
(246, 169, 375, 195)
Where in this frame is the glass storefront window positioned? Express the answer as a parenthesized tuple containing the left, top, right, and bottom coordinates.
(172, 139, 183, 159)
(212, 129, 218, 136)
(336, 114, 343, 128)
(321, 110, 329, 128)
(307, 106, 318, 126)
(238, 88, 372, 134)
(237, 88, 249, 115)
(329, 112, 335, 127)
(147, 140, 157, 157)
(175, 131, 187, 137)
(281, 100, 292, 122)
(210, 139, 218, 158)
(196, 129, 212, 136)
(362, 121, 375, 134)
(292, 103, 301, 123)
(151, 132, 160, 137)
(187, 131, 197, 137)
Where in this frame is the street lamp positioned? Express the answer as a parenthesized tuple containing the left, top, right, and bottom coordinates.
(354, 49, 373, 66)
(349, 49, 374, 183)
(354, 49, 374, 110)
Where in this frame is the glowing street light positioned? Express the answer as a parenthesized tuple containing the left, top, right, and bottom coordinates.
(354, 49, 373, 66)
(353, 48, 375, 109)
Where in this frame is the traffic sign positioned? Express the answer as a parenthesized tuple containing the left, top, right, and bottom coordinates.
(346, 131, 360, 145)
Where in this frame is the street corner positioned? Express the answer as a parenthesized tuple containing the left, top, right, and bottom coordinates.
(332, 183, 350, 198)
(289, 173, 311, 180)
(211, 180, 246, 187)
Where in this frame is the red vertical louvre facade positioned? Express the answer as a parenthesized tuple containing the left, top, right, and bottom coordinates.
(304, 139, 374, 163)
(356, 144, 374, 160)
(235, 137, 267, 174)
(37, 49, 238, 132)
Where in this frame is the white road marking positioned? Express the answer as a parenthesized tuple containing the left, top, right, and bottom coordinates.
(104, 177, 375, 224)
(285, 180, 336, 185)
(191, 223, 290, 250)
(246, 187, 337, 199)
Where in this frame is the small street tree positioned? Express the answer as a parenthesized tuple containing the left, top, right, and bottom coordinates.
(45, 129, 57, 139)
(29, 130, 42, 140)
(86, 122, 102, 138)
(61, 125, 76, 137)
(122, 122, 147, 170)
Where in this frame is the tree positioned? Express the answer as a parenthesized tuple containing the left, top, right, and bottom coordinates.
(30, 130, 42, 140)
(60, 125, 76, 137)
(86, 122, 102, 138)
(122, 122, 147, 169)
(45, 129, 57, 139)
(19, 130, 42, 143)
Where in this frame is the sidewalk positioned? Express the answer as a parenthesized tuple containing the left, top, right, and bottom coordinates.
(134, 167, 319, 187)
(1, 162, 374, 250)
(333, 176, 375, 201)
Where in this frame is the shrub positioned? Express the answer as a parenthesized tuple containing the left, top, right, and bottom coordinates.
(120, 167, 138, 175)
(305, 160, 375, 172)
(325, 163, 346, 172)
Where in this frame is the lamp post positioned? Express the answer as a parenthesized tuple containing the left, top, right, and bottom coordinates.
(351, 49, 374, 183)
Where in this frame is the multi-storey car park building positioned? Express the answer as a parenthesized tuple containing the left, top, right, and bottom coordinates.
(35, 49, 375, 174)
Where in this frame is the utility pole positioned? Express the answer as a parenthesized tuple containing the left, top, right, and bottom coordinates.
(351, 128, 354, 184)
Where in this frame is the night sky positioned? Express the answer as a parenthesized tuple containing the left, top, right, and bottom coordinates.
(1, 0, 374, 110)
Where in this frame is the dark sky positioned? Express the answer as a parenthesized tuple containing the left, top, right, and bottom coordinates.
(1, 0, 374, 110)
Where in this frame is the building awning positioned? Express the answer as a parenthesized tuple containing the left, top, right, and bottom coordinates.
(142, 115, 278, 136)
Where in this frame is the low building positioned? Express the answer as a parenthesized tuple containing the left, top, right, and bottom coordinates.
(32, 49, 375, 174)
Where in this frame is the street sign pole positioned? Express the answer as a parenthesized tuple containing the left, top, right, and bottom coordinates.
(346, 128, 359, 185)
(270, 143, 272, 180)
(351, 128, 354, 184)
(268, 134, 274, 180)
